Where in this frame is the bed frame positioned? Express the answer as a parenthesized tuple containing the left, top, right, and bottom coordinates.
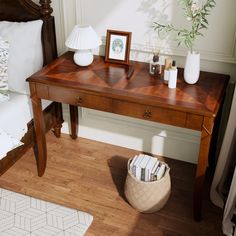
(0, 0, 63, 175)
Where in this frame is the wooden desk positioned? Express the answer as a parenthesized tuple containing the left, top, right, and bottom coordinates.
(27, 51, 229, 221)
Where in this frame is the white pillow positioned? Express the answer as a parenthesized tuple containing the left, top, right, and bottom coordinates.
(0, 128, 23, 160)
(0, 37, 10, 103)
(0, 20, 43, 94)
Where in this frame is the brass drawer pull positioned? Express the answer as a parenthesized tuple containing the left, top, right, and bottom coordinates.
(76, 96, 83, 104)
(143, 110, 152, 119)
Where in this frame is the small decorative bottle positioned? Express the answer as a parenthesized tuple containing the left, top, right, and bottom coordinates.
(149, 52, 161, 75)
(163, 57, 172, 84)
(168, 60, 178, 89)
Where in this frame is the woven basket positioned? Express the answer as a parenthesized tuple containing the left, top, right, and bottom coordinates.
(124, 158, 171, 213)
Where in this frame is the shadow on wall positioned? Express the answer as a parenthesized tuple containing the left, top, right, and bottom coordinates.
(136, 0, 179, 50)
(86, 0, 173, 53)
(137, 0, 169, 22)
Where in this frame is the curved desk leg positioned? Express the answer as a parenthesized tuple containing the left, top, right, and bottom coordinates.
(31, 93, 47, 177)
(69, 105, 78, 139)
(194, 116, 214, 221)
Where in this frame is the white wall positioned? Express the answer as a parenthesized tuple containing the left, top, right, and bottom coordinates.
(39, 0, 236, 163)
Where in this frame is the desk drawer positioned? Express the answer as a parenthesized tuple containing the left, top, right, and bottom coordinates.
(112, 100, 186, 127)
(48, 86, 112, 112)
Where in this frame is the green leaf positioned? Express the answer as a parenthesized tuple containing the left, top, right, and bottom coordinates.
(152, 0, 216, 50)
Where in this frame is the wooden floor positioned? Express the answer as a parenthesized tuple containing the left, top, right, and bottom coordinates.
(0, 132, 223, 236)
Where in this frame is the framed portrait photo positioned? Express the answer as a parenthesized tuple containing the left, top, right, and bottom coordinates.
(105, 29, 132, 65)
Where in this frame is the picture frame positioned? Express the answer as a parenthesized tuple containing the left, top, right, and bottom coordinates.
(105, 29, 132, 65)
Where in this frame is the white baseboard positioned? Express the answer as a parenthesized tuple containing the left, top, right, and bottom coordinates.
(61, 105, 201, 164)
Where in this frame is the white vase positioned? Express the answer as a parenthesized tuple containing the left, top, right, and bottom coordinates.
(184, 51, 200, 84)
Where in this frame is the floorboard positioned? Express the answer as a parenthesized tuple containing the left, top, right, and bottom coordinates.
(0, 133, 223, 236)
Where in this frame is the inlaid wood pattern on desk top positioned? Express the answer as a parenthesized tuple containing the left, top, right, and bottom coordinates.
(28, 51, 229, 117)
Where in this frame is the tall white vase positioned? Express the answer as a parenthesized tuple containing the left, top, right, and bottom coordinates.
(184, 51, 200, 84)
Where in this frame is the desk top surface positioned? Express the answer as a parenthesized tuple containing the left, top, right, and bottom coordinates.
(28, 51, 229, 117)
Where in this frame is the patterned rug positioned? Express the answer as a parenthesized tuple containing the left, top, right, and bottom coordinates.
(0, 188, 93, 235)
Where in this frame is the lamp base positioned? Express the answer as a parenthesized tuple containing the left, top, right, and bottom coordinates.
(73, 49, 93, 66)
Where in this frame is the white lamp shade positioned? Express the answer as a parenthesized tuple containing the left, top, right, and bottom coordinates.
(65, 25, 102, 50)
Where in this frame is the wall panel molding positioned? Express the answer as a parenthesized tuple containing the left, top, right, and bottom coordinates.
(130, 43, 236, 64)
(52, 0, 66, 55)
(99, 39, 236, 64)
(62, 106, 200, 164)
(81, 109, 200, 144)
(53, 0, 77, 54)
(75, 0, 83, 25)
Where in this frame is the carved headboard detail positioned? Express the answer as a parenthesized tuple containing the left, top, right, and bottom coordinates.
(39, 0, 53, 18)
(0, 0, 57, 64)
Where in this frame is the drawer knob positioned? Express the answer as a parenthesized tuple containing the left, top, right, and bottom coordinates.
(76, 96, 83, 104)
(143, 110, 152, 119)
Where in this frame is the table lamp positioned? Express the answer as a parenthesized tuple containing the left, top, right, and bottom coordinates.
(65, 25, 102, 66)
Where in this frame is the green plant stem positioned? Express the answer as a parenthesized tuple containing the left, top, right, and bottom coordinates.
(153, 0, 216, 52)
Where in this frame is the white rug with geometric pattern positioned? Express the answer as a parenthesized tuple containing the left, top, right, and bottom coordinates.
(0, 188, 93, 236)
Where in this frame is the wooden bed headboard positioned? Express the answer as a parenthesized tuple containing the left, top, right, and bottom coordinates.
(0, 0, 57, 65)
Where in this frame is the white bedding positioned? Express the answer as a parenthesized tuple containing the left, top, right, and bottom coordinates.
(0, 91, 51, 160)
(0, 19, 48, 161)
